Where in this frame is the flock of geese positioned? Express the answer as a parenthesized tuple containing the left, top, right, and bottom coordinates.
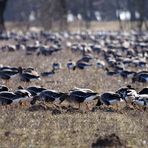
(0, 84, 148, 111)
(0, 30, 148, 111)
(0, 31, 148, 83)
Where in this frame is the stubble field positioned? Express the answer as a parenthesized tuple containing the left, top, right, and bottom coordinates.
(0, 39, 148, 148)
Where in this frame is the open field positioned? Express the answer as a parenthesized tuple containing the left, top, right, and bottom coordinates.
(5, 21, 147, 32)
(0, 31, 148, 148)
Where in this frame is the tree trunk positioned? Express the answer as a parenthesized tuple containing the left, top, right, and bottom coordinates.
(0, 0, 8, 33)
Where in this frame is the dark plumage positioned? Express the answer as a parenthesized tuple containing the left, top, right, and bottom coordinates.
(27, 86, 46, 96)
(41, 70, 55, 77)
(0, 85, 9, 92)
(67, 90, 99, 110)
(132, 71, 148, 83)
(30, 90, 68, 105)
(138, 88, 148, 95)
(18, 67, 40, 82)
(96, 92, 123, 107)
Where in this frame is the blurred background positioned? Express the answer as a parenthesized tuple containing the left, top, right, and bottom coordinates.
(1, 0, 148, 32)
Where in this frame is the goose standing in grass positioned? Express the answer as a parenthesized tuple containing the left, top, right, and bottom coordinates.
(96, 92, 123, 110)
(18, 67, 40, 82)
(30, 90, 68, 106)
(67, 60, 76, 71)
(67, 89, 99, 110)
(52, 62, 61, 71)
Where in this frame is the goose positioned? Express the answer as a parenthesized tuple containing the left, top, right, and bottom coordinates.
(75, 60, 92, 70)
(24, 67, 39, 76)
(26, 86, 46, 96)
(52, 62, 61, 71)
(67, 60, 76, 71)
(0, 90, 31, 105)
(67, 90, 99, 110)
(96, 92, 123, 109)
(41, 69, 55, 77)
(138, 88, 148, 95)
(132, 71, 148, 83)
(116, 85, 138, 105)
(0, 91, 17, 106)
(0, 97, 13, 106)
(96, 60, 105, 69)
(0, 66, 18, 72)
(30, 90, 68, 106)
(132, 95, 148, 111)
(0, 85, 9, 92)
(79, 55, 93, 63)
(119, 70, 135, 79)
(104, 67, 119, 76)
(115, 85, 135, 99)
(18, 67, 40, 82)
(0, 67, 18, 83)
(13, 89, 32, 105)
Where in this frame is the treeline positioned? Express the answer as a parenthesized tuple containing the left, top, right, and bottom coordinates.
(1, 0, 148, 31)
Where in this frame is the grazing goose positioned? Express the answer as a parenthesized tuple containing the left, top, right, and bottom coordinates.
(0, 90, 31, 105)
(26, 86, 46, 96)
(24, 67, 39, 76)
(104, 68, 118, 76)
(0, 91, 16, 106)
(67, 90, 99, 110)
(41, 69, 55, 77)
(75, 60, 92, 70)
(18, 67, 40, 82)
(132, 95, 148, 111)
(116, 85, 138, 105)
(79, 55, 93, 63)
(30, 90, 68, 105)
(96, 60, 105, 69)
(0, 85, 9, 92)
(119, 70, 135, 79)
(0, 67, 18, 84)
(0, 97, 13, 106)
(96, 92, 123, 109)
(115, 85, 135, 100)
(138, 88, 148, 95)
(132, 71, 148, 83)
(13, 89, 32, 105)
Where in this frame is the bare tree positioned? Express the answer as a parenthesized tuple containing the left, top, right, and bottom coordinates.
(0, 0, 8, 33)
(39, 0, 67, 30)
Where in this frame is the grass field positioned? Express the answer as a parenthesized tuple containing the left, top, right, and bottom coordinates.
(0, 38, 148, 148)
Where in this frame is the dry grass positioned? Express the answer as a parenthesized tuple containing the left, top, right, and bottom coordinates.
(0, 40, 148, 148)
(5, 21, 136, 32)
